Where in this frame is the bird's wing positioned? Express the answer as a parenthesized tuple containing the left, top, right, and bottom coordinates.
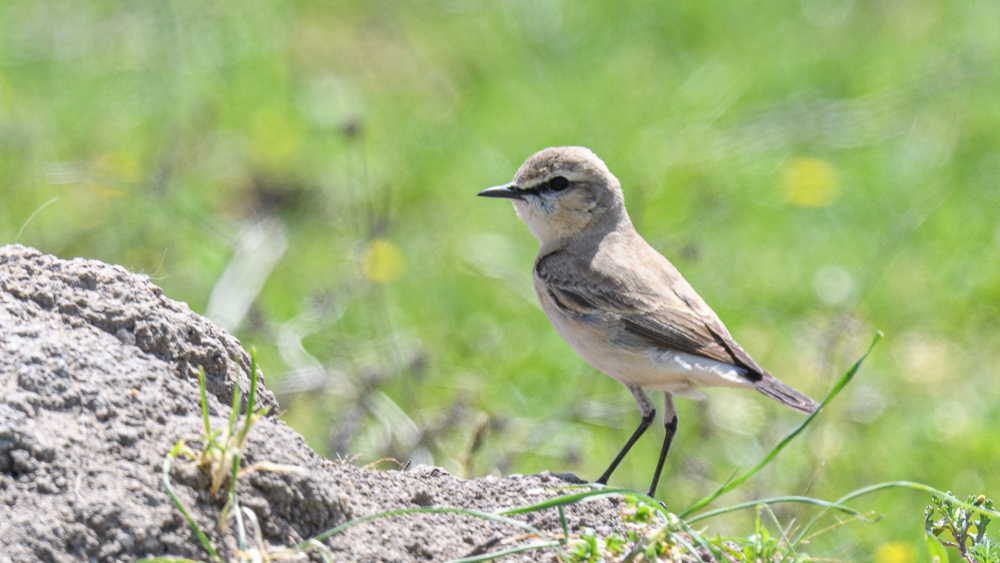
(655, 274, 767, 379)
(534, 248, 765, 379)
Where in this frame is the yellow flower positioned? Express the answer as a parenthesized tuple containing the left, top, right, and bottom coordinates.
(94, 150, 141, 187)
(875, 541, 916, 563)
(781, 157, 839, 207)
(360, 239, 405, 283)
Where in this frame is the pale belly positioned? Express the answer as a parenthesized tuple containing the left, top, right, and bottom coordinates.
(542, 298, 752, 398)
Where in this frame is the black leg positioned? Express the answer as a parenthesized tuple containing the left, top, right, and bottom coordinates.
(647, 393, 678, 498)
(647, 414, 677, 497)
(596, 409, 654, 485)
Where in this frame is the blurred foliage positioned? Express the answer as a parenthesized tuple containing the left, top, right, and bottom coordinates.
(1, 0, 998, 559)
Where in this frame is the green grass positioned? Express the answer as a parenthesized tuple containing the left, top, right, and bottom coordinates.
(3, 0, 999, 559)
(142, 349, 316, 563)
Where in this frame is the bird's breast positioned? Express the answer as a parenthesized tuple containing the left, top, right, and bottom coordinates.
(537, 283, 685, 392)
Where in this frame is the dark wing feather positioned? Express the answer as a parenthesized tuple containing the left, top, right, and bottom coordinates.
(621, 311, 764, 381)
(620, 311, 728, 363)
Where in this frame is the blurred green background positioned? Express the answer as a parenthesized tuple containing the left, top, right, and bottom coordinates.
(2, 0, 998, 559)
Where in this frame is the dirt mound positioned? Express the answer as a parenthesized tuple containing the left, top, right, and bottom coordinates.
(0, 244, 625, 562)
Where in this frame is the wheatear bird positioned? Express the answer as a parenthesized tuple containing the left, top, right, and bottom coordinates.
(478, 146, 819, 497)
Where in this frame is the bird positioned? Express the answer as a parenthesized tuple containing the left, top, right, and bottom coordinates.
(477, 146, 819, 498)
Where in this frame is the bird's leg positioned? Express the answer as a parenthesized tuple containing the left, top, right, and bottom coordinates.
(596, 385, 654, 486)
(647, 393, 678, 498)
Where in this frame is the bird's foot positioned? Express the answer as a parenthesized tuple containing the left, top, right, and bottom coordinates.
(550, 472, 590, 485)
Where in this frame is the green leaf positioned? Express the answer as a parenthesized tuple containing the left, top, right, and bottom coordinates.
(927, 533, 951, 563)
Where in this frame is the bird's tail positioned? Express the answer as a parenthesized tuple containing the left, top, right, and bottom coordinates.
(754, 374, 819, 414)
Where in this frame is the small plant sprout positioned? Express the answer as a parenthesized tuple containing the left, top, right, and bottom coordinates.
(141, 349, 305, 563)
(926, 494, 998, 563)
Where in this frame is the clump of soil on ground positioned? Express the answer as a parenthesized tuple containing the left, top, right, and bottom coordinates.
(0, 244, 626, 562)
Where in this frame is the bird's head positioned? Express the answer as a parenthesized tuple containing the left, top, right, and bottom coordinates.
(478, 146, 630, 245)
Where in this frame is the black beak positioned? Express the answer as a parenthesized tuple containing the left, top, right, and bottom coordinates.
(477, 184, 525, 200)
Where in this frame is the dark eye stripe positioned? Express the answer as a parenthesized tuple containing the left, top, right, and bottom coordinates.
(547, 176, 569, 191)
(523, 176, 571, 196)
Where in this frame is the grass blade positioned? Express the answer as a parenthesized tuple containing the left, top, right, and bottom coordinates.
(162, 442, 221, 563)
(199, 367, 211, 440)
(228, 451, 247, 551)
(235, 348, 260, 447)
(447, 540, 563, 563)
(301, 539, 335, 563)
(686, 495, 868, 524)
(675, 520, 723, 561)
(667, 530, 704, 562)
(135, 558, 210, 563)
(228, 372, 241, 440)
(498, 487, 641, 515)
(679, 331, 882, 519)
(558, 505, 569, 545)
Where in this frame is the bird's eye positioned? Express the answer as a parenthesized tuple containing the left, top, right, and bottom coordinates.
(548, 176, 569, 191)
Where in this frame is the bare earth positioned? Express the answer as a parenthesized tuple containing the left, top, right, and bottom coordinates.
(0, 244, 626, 562)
